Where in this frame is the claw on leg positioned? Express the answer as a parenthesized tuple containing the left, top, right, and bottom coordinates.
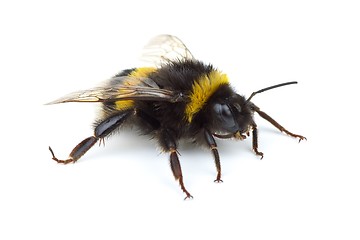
(254, 149, 264, 159)
(49, 146, 75, 164)
(214, 178, 223, 183)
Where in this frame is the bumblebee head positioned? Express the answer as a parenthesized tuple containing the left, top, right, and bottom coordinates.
(208, 94, 254, 138)
(207, 81, 298, 139)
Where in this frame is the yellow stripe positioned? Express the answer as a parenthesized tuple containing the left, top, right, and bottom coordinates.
(185, 70, 229, 122)
(115, 67, 156, 110)
(129, 67, 157, 78)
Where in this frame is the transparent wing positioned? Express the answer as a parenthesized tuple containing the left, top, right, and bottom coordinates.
(46, 76, 185, 105)
(140, 34, 194, 66)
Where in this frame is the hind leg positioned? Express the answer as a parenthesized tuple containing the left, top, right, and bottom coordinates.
(49, 110, 132, 163)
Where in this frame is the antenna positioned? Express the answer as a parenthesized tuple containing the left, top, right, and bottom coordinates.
(246, 81, 298, 102)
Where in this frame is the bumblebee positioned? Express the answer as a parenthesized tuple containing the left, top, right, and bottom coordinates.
(48, 35, 306, 199)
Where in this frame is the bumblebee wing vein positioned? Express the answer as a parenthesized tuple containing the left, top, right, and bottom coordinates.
(140, 34, 194, 66)
(116, 86, 184, 102)
(46, 83, 184, 105)
(45, 87, 111, 104)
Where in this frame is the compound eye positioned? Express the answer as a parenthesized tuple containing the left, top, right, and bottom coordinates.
(213, 103, 231, 117)
(233, 103, 242, 112)
(213, 103, 238, 132)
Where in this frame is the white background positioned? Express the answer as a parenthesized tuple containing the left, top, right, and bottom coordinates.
(1, 0, 359, 239)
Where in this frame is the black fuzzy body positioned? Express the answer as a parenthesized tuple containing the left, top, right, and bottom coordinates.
(101, 60, 243, 150)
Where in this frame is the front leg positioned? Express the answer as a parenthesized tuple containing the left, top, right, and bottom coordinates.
(253, 106, 306, 142)
(251, 124, 264, 159)
(204, 129, 223, 183)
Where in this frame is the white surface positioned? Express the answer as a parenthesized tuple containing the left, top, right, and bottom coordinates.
(1, 0, 359, 239)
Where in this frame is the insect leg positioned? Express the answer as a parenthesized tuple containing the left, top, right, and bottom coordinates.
(137, 111, 192, 199)
(204, 129, 223, 183)
(49, 110, 132, 164)
(251, 123, 264, 159)
(253, 106, 306, 142)
(159, 129, 193, 200)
